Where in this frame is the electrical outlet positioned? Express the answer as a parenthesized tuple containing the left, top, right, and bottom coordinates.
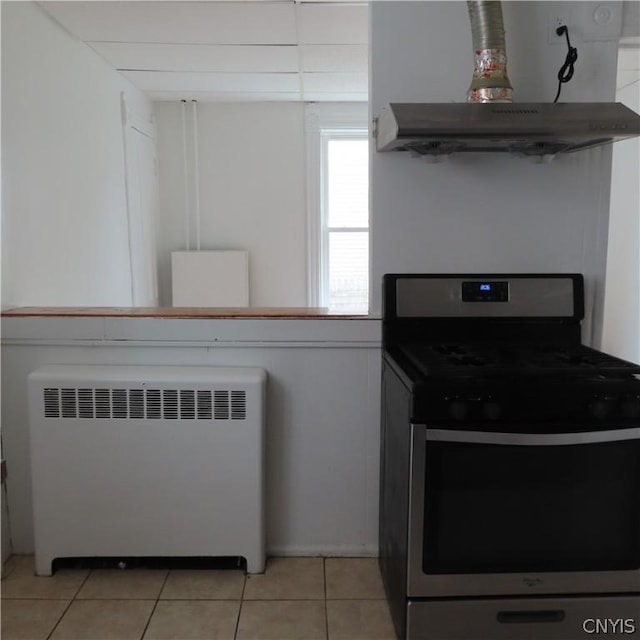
(548, 9, 571, 45)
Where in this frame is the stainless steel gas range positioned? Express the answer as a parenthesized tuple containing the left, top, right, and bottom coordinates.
(379, 274, 640, 640)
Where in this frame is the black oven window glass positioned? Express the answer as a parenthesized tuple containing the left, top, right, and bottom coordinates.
(423, 439, 640, 574)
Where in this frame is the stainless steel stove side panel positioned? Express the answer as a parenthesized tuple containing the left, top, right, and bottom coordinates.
(396, 276, 576, 318)
(407, 425, 640, 598)
(379, 358, 414, 640)
(406, 596, 640, 640)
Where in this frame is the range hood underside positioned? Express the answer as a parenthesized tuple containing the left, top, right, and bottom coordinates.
(394, 136, 614, 156)
(390, 136, 619, 157)
(375, 103, 640, 158)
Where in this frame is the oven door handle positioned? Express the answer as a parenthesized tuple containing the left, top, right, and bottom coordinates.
(426, 428, 640, 446)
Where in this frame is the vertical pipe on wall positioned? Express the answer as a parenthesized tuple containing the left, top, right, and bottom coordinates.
(181, 100, 190, 251)
(120, 92, 136, 305)
(466, 1, 512, 103)
(192, 100, 201, 251)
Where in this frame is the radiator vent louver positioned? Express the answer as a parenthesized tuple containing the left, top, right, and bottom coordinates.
(231, 390, 247, 420)
(43, 387, 247, 420)
(214, 390, 229, 420)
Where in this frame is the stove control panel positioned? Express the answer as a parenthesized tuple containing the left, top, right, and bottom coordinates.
(447, 397, 503, 422)
(622, 395, 640, 419)
(589, 394, 640, 420)
(588, 395, 618, 420)
(412, 383, 640, 426)
(394, 275, 580, 318)
(461, 281, 509, 303)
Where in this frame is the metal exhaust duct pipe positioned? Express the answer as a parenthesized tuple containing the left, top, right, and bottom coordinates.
(466, 1, 513, 103)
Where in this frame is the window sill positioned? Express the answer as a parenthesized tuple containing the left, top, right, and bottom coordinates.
(1, 307, 371, 319)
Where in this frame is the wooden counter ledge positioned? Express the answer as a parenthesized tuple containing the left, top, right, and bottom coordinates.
(1, 307, 368, 319)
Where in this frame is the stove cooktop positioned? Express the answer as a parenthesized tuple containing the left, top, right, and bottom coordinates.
(383, 275, 640, 423)
(398, 342, 640, 379)
(389, 342, 640, 424)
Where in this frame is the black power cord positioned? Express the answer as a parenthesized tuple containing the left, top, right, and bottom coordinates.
(553, 25, 578, 103)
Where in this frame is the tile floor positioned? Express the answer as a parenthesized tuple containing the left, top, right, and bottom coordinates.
(1, 556, 396, 640)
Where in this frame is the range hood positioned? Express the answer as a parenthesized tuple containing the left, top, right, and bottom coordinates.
(374, 102, 640, 158)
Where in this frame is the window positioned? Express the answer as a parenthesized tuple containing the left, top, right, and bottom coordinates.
(322, 132, 369, 313)
(306, 106, 369, 314)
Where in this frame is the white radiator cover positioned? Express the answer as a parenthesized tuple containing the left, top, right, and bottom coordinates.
(28, 364, 266, 576)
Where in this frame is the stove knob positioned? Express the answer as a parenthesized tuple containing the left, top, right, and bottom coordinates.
(482, 401, 502, 421)
(588, 396, 616, 420)
(449, 400, 468, 421)
(621, 396, 640, 419)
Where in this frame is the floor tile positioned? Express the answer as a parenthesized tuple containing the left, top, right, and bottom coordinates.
(325, 558, 386, 599)
(0, 556, 89, 600)
(1, 554, 22, 579)
(143, 600, 240, 640)
(327, 599, 396, 640)
(160, 569, 245, 600)
(243, 557, 324, 600)
(50, 599, 155, 640)
(2, 555, 34, 575)
(236, 600, 326, 640)
(1, 555, 398, 640)
(77, 569, 167, 599)
(0, 599, 70, 640)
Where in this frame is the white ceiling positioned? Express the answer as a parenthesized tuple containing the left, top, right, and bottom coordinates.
(38, 0, 369, 102)
(36, 1, 639, 102)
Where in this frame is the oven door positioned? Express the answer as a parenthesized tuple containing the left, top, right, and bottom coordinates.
(407, 424, 640, 597)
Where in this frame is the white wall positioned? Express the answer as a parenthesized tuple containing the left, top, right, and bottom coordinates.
(369, 1, 620, 346)
(155, 102, 307, 307)
(603, 66, 640, 362)
(1, 316, 381, 557)
(1, 2, 153, 307)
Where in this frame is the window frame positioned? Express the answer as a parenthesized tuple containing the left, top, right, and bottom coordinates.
(305, 104, 370, 312)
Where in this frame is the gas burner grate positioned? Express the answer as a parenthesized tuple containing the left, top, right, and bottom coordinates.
(399, 343, 640, 378)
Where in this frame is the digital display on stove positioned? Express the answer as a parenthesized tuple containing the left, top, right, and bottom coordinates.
(462, 281, 509, 302)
